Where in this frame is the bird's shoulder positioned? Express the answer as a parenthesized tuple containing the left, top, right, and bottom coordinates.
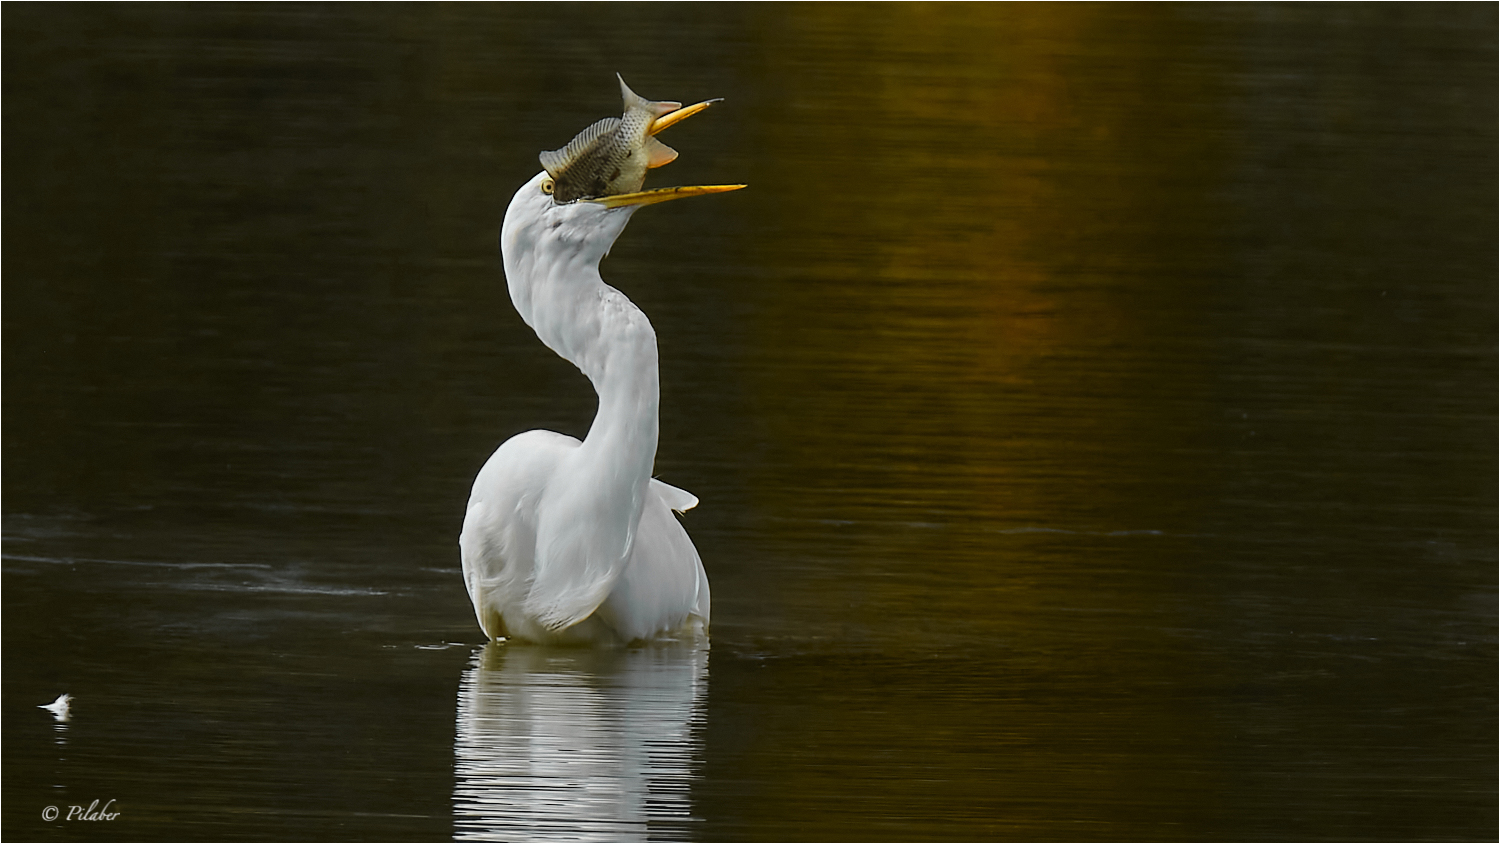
(471, 430, 579, 495)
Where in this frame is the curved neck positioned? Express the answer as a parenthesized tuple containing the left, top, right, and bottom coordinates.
(500, 179, 661, 542)
(572, 284, 660, 475)
(508, 238, 660, 495)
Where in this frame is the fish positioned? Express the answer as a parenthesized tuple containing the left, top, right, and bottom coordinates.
(540, 74, 721, 203)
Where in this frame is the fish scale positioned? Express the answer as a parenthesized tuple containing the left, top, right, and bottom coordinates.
(540, 75, 680, 203)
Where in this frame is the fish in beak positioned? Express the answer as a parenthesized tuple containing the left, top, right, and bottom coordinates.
(539, 74, 745, 207)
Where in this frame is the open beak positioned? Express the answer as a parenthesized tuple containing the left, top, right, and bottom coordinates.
(586, 87, 744, 208)
(590, 183, 746, 209)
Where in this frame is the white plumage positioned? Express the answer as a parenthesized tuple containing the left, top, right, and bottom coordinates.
(460, 116, 739, 644)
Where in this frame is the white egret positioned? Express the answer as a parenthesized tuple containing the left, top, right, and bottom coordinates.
(460, 76, 743, 645)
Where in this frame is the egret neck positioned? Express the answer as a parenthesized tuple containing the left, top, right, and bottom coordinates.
(501, 174, 657, 567)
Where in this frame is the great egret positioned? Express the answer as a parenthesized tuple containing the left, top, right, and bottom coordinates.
(459, 76, 743, 645)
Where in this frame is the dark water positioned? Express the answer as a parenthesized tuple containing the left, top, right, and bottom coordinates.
(4, 4, 1495, 840)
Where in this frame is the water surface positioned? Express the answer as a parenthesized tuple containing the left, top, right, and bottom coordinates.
(4, 4, 1495, 840)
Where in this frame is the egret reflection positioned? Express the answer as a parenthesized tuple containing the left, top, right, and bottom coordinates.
(454, 642, 708, 841)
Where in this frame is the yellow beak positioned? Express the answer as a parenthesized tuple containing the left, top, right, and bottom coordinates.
(590, 183, 746, 209)
(585, 93, 743, 208)
(649, 98, 722, 135)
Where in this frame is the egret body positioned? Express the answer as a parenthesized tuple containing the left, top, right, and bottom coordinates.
(459, 78, 742, 645)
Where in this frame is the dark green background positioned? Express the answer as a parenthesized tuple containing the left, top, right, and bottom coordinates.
(5, 4, 1495, 840)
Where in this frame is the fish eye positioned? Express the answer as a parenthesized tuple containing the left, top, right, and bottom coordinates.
(541, 178, 555, 196)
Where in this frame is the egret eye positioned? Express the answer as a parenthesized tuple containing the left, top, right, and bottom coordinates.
(541, 178, 555, 196)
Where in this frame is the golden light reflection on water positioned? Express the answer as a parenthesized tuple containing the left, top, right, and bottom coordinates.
(686, 5, 1492, 837)
(739, 2, 1229, 518)
(728, 4, 1233, 629)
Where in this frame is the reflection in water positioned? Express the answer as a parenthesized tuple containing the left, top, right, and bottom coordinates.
(454, 643, 708, 842)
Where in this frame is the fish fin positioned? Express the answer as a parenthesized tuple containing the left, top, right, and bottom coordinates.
(644, 137, 678, 169)
(618, 73, 680, 118)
